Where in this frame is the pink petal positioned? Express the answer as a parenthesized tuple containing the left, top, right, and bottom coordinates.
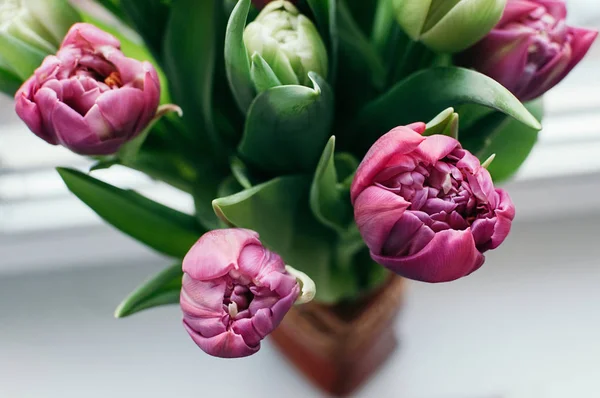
(183, 323, 258, 358)
(499, 1, 542, 27)
(15, 80, 54, 144)
(382, 211, 435, 257)
(33, 87, 61, 140)
(182, 229, 261, 281)
(96, 87, 146, 137)
(61, 23, 121, 49)
(476, 29, 534, 93)
(470, 217, 497, 250)
(372, 229, 485, 283)
(488, 189, 515, 250)
(537, 0, 567, 20)
(351, 127, 425, 203)
(231, 318, 263, 347)
(134, 63, 161, 133)
(413, 135, 461, 165)
(238, 244, 285, 280)
(354, 186, 411, 255)
(180, 275, 227, 320)
(268, 283, 300, 325)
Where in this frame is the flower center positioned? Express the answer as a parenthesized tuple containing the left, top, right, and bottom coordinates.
(223, 281, 254, 319)
(376, 149, 491, 232)
(521, 6, 567, 71)
(104, 71, 123, 88)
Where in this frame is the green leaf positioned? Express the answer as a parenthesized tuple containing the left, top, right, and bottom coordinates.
(337, 1, 385, 90)
(225, 0, 255, 113)
(94, 0, 128, 22)
(192, 166, 227, 231)
(310, 136, 353, 233)
(424, 107, 459, 138)
(163, 0, 224, 157)
(58, 168, 203, 258)
(230, 157, 254, 189)
(352, 67, 541, 150)
(213, 176, 357, 303)
(306, 0, 338, 83)
(115, 264, 182, 318)
(120, 0, 171, 60)
(478, 98, 544, 182)
(0, 66, 21, 96)
(344, 0, 378, 34)
(239, 72, 334, 174)
(250, 52, 282, 93)
(0, 33, 46, 81)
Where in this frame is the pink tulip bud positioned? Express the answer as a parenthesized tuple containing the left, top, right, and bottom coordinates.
(180, 229, 301, 358)
(15, 23, 161, 155)
(351, 124, 515, 283)
(458, 0, 598, 101)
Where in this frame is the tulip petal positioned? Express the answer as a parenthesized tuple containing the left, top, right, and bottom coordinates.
(413, 134, 460, 164)
(134, 64, 161, 132)
(61, 23, 121, 49)
(15, 80, 53, 143)
(372, 229, 485, 283)
(238, 244, 288, 281)
(351, 127, 425, 203)
(183, 323, 258, 358)
(498, 1, 541, 27)
(354, 186, 411, 255)
(231, 318, 263, 347)
(182, 229, 261, 280)
(382, 211, 435, 257)
(470, 217, 497, 250)
(268, 284, 299, 325)
(95, 87, 146, 137)
(488, 189, 515, 250)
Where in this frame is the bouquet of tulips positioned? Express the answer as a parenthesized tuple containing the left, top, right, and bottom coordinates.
(2, 0, 596, 359)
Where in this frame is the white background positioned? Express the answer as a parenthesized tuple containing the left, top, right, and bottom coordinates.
(1, 2, 600, 397)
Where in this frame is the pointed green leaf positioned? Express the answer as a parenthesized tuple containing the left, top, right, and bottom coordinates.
(239, 72, 334, 174)
(250, 52, 282, 93)
(115, 264, 182, 318)
(353, 67, 541, 150)
(478, 98, 544, 182)
(164, 0, 224, 156)
(230, 157, 253, 189)
(310, 137, 353, 233)
(225, 0, 255, 113)
(213, 176, 357, 303)
(424, 107, 459, 138)
(57, 168, 203, 258)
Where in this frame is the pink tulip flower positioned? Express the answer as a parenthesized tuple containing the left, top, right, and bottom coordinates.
(458, 0, 598, 101)
(351, 124, 515, 283)
(15, 23, 160, 155)
(180, 229, 300, 358)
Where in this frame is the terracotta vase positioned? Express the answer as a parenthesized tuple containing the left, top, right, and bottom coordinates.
(270, 275, 405, 397)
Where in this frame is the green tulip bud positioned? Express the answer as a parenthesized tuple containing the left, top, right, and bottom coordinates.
(0, 0, 80, 80)
(393, 0, 506, 53)
(243, 0, 328, 86)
